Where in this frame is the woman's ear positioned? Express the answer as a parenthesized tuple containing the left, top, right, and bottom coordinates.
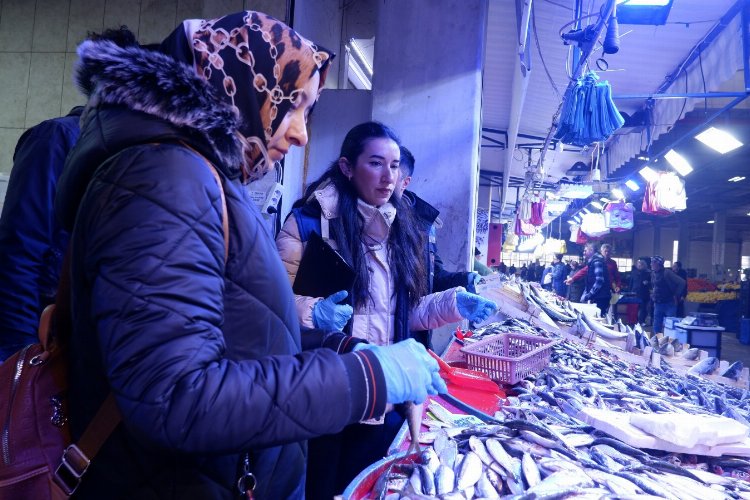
(338, 158, 352, 180)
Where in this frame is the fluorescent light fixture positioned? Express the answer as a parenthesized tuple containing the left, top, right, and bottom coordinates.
(573, 215, 582, 223)
(591, 201, 603, 210)
(625, 180, 640, 191)
(707, 220, 715, 224)
(664, 149, 693, 176)
(728, 176, 746, 182)
(581, 208, 591, 215)
(567, 219, 576, 224)
(639, 166, 658, 182)
(746, 212, 750, 216)
(616, 0, 670, 5)
(611, 188, 625, 200)
(600, 197, 611, 203)
(695, 127, 743, 154)
(348, 39, 373, 76)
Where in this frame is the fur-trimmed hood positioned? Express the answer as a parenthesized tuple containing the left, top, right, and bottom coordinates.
(74, 39, 244, 170)
(56, 40, 246, 231)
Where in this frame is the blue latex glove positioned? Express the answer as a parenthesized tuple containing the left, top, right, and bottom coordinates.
(467, 272, 481, 294)
(312, 290, 353, 331)
(369, 339, 447, 404)
(456, 291, 497, 323)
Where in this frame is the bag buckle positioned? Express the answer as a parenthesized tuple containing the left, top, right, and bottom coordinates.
(53, 444, 90, 495)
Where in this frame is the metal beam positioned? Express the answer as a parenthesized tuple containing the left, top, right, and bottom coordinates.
(501, 0, 533, 224)
(614, 92, 749, 100)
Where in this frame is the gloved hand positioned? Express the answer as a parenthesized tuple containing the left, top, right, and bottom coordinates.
(312, 290, 353, 331)
(466, 272, 481, 293)
(369, 339, 447, 404)
(456, 291, 497, 323)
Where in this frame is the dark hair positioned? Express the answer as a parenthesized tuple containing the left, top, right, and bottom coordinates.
(475, 247, 481, 257)
(302, 122, 427, 308)
(585, 241, 599, 252)
(673, 261, 682, 269)
(86, 25, 139, 47)
(554, 253, 563, 261)
(400, 146, 415, 177)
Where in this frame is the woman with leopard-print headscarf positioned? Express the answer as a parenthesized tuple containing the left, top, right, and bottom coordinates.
(56, 11, 443, 499)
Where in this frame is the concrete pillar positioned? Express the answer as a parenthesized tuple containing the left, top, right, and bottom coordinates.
(371, 0, 488, 272)
(677, 213, 690, 267)
(712, 210, 727, 281)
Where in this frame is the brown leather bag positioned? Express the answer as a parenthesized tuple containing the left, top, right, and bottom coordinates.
(0, 145, 228, 499)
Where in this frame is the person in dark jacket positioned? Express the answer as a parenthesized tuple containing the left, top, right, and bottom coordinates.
(631, 257, 652, 324)
(672, 261, 689, 317)
(551, 253, 568, 297)
(0, 107, 80, 361)
(55, 12, 444, 499)
(580, 242, 611, 315)
(651, 255, 687, 334)
(0, 27, 140, 362)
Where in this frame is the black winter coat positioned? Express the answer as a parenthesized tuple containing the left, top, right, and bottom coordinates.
(55, 41, 385, 499)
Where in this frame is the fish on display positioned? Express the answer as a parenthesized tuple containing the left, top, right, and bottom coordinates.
(404, 401, 423, 454)
(721, 361, 744, 381)
(688, 356, 720, 375)
(683, 347, 700, 360)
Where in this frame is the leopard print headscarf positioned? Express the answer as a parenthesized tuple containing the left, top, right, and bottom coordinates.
(179, 11, 333, 183)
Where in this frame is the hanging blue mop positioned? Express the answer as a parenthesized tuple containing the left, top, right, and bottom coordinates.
(554, 71, 625, 147)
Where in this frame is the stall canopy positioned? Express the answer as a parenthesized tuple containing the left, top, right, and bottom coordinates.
(480, 0, 749, 234)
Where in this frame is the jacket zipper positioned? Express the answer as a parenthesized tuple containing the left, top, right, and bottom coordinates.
(2, 345, 30, 465)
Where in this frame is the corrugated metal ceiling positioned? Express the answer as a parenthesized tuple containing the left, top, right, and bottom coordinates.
(481, 0, 740, 185)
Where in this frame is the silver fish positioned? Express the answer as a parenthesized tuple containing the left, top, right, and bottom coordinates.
(419, 464, 436, 496)
(405, 401, 422, 455)
(433, 428, 449, 456)
(434, 464, 455, 495)
(583, 468, 642, 496)
(485, 438, 517, 480)
(438, 438, 458, 470)
(475, 470, 500, 499)
(688, 356, 720, 375)
(721, 361, 744, 381)
(659, 342, 675, 357)
(525, 470, 594, 496)
(521, 452, 541, 487)
(682, 347, 700, 360)
(456, 451, 483, 490)
(420, 446, 440, 474)
(469, 435, 494, 466)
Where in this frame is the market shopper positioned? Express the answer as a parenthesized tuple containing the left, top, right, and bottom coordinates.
(474, 247, 493, 276)
(651, 255, 687, 334)
(631, 257, 652, 325)
(579, 242, 612, 315)
(567, 261, 585, 302)
(0, 27, 140, 362)
(551, 253, 569, 297)
(54, 13, 445, 499)
(276, 121, 497, 499)
(672, 261, 689, 317)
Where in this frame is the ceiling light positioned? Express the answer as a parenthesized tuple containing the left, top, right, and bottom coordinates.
(695, 127, 743, 154)
(600, 197, 610, 203)
(625, 180, 640, 191)
(664, 150, 693, 176)
(581, 208, 591, 215)
(639, 166, 658, 182)
(616, 0, 670, 5)
(567, 219, 576, 224)
(591, 201, 603, 210)
(707, 220, 715, 224)
(747, 213, 750, 216)
(728, 176, 746, 182)
(611, 188, 625, 200)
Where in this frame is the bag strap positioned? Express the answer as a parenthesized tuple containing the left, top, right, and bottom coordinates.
(181, 142, 229, 261)
(53, 143, 230, 497)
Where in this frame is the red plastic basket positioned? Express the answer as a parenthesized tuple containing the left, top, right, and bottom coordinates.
(459, 333, 557, 385)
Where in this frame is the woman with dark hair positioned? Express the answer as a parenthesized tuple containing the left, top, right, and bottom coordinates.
(276, 121, 496, 497)
(53, 13, 444, 499)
